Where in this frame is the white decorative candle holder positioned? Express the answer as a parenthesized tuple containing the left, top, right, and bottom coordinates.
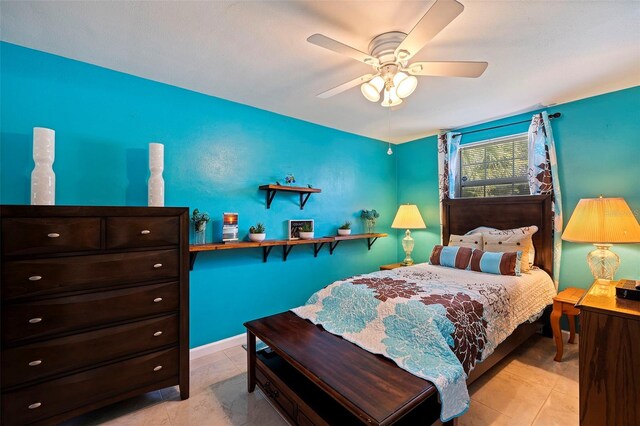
(148, 143, 165, 207)
(31, 127, 56, 205)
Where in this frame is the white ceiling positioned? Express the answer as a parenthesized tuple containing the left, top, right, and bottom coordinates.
(1, 1, 639, 143)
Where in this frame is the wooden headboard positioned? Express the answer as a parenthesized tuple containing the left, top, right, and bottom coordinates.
(442, 195, 553, 277)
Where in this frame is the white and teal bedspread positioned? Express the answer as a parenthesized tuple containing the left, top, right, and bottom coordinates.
(291, 263, 556, 422)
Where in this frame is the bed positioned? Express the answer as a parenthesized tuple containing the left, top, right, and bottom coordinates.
(244, 195, 555, 426)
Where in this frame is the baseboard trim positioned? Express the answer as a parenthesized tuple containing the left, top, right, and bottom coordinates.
(190, 333, 245, 361)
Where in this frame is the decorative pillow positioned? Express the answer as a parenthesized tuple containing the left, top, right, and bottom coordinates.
(483, 232, 533, 273)
(469, 248, 522, 276)
(429, 245, 473, 269)
(467, 225, 538, 267)
(448, 233, 483, 249)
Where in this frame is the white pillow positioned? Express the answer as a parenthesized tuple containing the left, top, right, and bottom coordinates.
(448, 233, 483, 250)
(483, 232, 533, 273)
(466, 226, 538, 267)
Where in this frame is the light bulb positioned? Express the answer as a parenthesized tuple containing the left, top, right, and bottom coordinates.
(361, 76, 384, 102)
(396, 75, 418, 98)
(381, 87, 402, 107)
(387, 145, 393, 155)
(393, 72, 408, 87)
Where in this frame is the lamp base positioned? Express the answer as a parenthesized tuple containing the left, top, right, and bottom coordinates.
(401, 229, 415, 266)
(587, 244, 620, 281)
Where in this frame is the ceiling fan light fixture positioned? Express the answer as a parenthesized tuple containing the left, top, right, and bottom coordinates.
(396, 75, 418, 98)
(361, 76, 384, 102)
(381, 87, 402, 107)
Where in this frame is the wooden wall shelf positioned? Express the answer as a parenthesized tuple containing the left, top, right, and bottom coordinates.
(258, 185, 321, 210)
(189, 233, 387, 270)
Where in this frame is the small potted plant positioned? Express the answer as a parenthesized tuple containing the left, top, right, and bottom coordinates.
(299, 222, 314, 239)
(338, 221, 351, 236)
(361, 209, 380, 234)
(249, 222, 266, 242)
(191, 208, 210, 244)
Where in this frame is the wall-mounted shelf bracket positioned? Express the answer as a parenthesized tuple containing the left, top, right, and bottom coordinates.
(262, 246, 273, 263)
(313, 242, 326, 257)
(329, 241, 340, 255)
(283, 245, 294, 261)
(367, 236, 380, 250)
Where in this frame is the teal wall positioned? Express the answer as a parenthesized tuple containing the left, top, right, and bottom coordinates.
(397, 86, 640, 289)
(2, 40, 638, 347)
(0, 42, 399, 347)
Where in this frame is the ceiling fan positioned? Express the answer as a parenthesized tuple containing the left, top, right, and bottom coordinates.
(308, 0, 487, 107)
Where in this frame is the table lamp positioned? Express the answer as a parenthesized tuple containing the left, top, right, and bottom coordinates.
(391, 204, 426, 266)
(562, 196, 640, 280)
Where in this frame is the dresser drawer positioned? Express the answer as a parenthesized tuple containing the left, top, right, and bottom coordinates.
(2, 314, 178, 388)
(2, 217, 101, 256)
(106, 216, 179, 249)
(2, 249, 179, 299)
(2, 282, 179, 343)
(1, 347, 178, 425)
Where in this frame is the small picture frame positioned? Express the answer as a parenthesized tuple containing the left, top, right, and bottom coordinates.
(288, 219, 313, 240)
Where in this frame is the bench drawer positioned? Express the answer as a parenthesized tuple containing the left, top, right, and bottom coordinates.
(2, 282, 179, 343)
(256, 364, 297, 422)
(2, 249, 179, 299)
(2, 218, 101, 256)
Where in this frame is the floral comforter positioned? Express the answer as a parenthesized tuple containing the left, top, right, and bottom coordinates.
(291, 263, 556, 422)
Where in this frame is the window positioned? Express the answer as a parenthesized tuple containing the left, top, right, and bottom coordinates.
(459, 133, 529, 198)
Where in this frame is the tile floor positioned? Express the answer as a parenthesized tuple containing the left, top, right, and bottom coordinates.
(63, 333, 579, 426)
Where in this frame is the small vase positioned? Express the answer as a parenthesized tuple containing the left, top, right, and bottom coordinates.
(31, 127, 56, 205)
(148, 143, 164, 207)
(364, 219, 376, 234)
(194, 222, 207, 244)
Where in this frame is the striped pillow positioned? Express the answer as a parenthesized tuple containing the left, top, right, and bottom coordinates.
(469, 249, 522, 276)
(430, 245, 473, 269)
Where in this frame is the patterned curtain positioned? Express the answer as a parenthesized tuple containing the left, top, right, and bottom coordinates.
(527, 111, 563, 287)
(437, 132, 462, 242)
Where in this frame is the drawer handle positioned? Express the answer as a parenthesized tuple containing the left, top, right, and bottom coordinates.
(29, 318, 43, 324)
(141, 230, 151, 235)
(153, 331, 163, 337)
(153, 263, 163, 269)
(28, 402, 42, 409)
(47, 233, 60, 238)
(29, 360, 42, 367)
(264, 381, 279, 398)
(29, 275, 43, 281)
(153, 365, 163, 372)
(153, 297, 163, 303)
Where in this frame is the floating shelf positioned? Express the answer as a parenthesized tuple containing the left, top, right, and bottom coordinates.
(189, 233, 387, 270)
(258, 185, 321, 210)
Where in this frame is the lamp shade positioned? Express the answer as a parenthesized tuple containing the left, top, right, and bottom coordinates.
(361, 76, 384, 102)
(562, 197, 640, 243)
(391, 204, 426, 229)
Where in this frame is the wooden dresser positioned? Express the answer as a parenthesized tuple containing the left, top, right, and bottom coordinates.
(0, 205, 190, 425)
(576, 279, 640, 426)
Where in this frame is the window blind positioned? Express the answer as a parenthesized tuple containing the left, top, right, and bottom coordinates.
(459, 133, 529, 198)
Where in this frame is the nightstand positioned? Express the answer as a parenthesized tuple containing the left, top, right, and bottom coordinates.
(380, 262, 406, 271)
(551, 287, 586, 362)
(576, 279, 640, 425)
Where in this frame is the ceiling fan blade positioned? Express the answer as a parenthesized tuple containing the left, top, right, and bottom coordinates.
(407, 61, 488, 78)
(308, 34, 380, 67)
(317, 74, 375, 99)
(395, 0, 464, 61)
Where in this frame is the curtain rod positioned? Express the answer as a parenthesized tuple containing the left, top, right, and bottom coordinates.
(453, 112, 561, 137)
